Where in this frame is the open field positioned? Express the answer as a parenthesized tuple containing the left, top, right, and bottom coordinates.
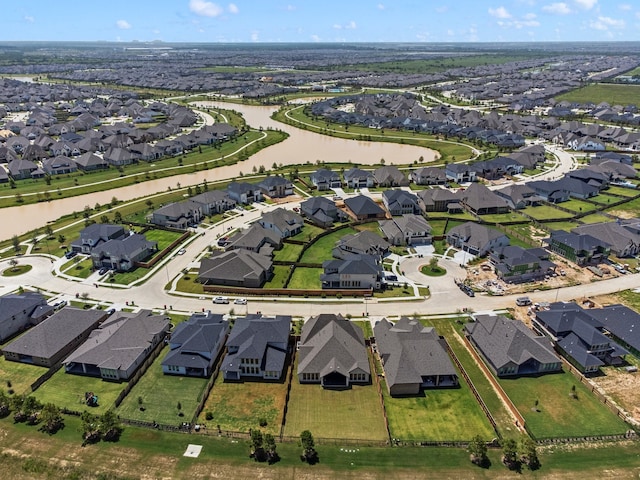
(32, 367, 126, 415)
(284, 358, 388, 441)
(556, 83, 640, 107)
(116, 346, 208, 425)
(499, 370, 629, 439)
(198, 375, 287, 435)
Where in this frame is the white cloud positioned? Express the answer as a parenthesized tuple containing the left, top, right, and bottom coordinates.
(24, 15, 34, 23)
(447, 29, 454, 36)
(250, 31, 259, 41)
(589, 16, 625, 29)
(543, 3, 571, 14)
(377, 3, 385, 10)
(523, 12, 537, 20)
(575, 0, 597, 9)
(619, 4, 632, 11)
(333, 21, 357, 30)
(228, 3, 238, 14)
(489, 6, 512, 19)
(116, 20, 131, 30)
(310, 34, 321, 42)
(285, 4, 296, 11)
(189, 0, 223, 17)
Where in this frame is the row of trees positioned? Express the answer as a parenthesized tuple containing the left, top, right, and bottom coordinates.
(0, 390, 64, 435)
(248, 429, 318, 466)
(467, 435, 539, 471)
(80, 410, 123, 446)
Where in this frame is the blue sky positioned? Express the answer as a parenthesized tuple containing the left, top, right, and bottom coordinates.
(5, 0, 640, 43)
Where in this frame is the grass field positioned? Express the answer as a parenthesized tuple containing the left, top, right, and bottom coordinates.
(290, 223, 326, 241)
(32, 367, 126, 415)
(579, 213, 611, 224)
(376, 347, 494, 441)
(542, 221, 581, 232)
(298, 227, 357, 263)
(287, 267, 322, 289)
(273, 243, 304, 262)
(499, 371, 629, 439)
(560, 199, 598, 213)
(556, 83, 640, 107)
(116, 346, 207, 425)
(198, 375, 288, 435)
(143, 229, 185, 251)
(263, 265, 290, 289)
(284, 358, 388, 441)
(0, 356, 47, 395)
(522, 205, 575, 220)
(479, 212, 528, 223)
(590, 193, 624, 205)
(606, 185, 640, 197)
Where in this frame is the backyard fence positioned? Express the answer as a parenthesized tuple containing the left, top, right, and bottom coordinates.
(190, 342, 228, 428)
(30, 362, 64, 393)
(368, 344, 392, 445)
(278, 340, 297, 441)
(113, 336, 167, 409)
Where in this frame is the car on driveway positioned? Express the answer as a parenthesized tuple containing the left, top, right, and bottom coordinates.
(213, 296, 229, 304)
(98, 267, 109, 275)
(234, 297, 247, 305)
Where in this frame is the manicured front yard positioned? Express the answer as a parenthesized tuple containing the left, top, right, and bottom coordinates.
(284, 357, 388, 441)
(32, 367, 126, 415)
(198, 375, 288, 435)
(116, 346, 208, 425)
(499, 371, 629, 439)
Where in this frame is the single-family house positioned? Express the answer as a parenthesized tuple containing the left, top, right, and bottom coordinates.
(198, 249, 273, 288)
(588, 304, 640, 359)
(91, 233, 158, 272)
(0, 292, 51, 343)
(225, 223, 282, 256)
(572, 220, 640, 258)
(343, 167, 375, 188)
(42, 156, 77, 175)
(70, 224, 128, 254)
(190, 190, 237, 216)
(297, 314, 370, 388)
(258, 208, 304, 238)
(321, 255, 382, 290)
(73, 152, 108, 171)
(489, 246, 556, 283)
(546, 230, 610, 266)
(381, 189, 419, 216)
(495, 184, 541, 209)
(410, 167, 447, 185)
(310, 168, 342, 191)
(221, 314, 290, 381)
(257, 176, 293, 198)
(161, 312, 229, 377)
(300, 196, 342, 227)
(528, 180, 571, 204)
(343, 195, 386, 221)
(151, 200, 204, 229)
(333, 230, 390, 259)
(378, 214, 432, 246)
(375, 317, 458, 395)
(459, 183, 510, 215)
(417, 189, 463, 213)
(446, 222, 509, 256)
(373, 165, 409, 187)
(464, 315, 561, 377)
(64, 310, 170, 381)
(445, 164, 477, 183)
(2, 308, 107, 367)
(227, 181, 263, 204)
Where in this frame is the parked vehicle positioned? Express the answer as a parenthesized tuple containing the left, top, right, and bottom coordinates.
(516, 296, 532, 306)
(65, 250, 78, 259)
(213, 296, 229, 304)
(98, 267, 109, 275)
(234, 297, 247, 305)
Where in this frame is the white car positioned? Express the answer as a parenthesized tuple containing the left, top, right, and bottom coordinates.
(177, 248, 186, 255)
(213, 296, 229, 304)
(234, 297, 247, 305)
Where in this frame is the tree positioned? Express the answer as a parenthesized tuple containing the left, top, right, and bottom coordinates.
(9, 258, 18, 272)
(11, 235, 20, 254)
(264, 433, 279, 464)
(0, 389, 11, 418)
(57, 234, 66, 244)
(300, 430, 318, 464)
(100, 215, 110, 224)
(250, 429, 264, 461)
(429, 256, 439, 271)
(99, 409, 123, 442)
(114, 211, 123, 224)
(501, 438, 519, 470)
(519, 437, 540, 470)
(81, 411, 100, 445)
(39, 403, 64, 435)
(467, 435, 489, 468)
(44, 225, 54, 239)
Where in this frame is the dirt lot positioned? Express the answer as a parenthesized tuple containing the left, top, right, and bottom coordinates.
(590, 365, 640, 423)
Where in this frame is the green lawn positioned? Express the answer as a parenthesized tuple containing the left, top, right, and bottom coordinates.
(0, 356, 47, 395)
(420, 265, 446, 277)
(560, 199, 598, 213)
(32, 367, 126, 415)
(263, 265, 290, 289)
(579, 213, 611, 224)
(590, 193, 625, 205)
(556, 83, 640, 108)
(287, 267, 322, 289)
(499, 371, 629, 439)
(109, 267, 151, 285)
(116, 346, 207, 425)
(284, 359, 388, 441)
(479, 212, 528, 223)
(1, 264, 33, 277)
(542, 221, 581, 232)
(606, 185, 640, 197)
(376, 351, 494, 441)
(62, 257, 94, 279)
(143, 229, 185, 251)
(522, 205, 575, 220)
(198, 376, 288, 435)
(273, 243, 304, 262)
(290, 223, 326, 241)
(352, 320, 373, 339)
(298, 226, 358, 263)
(606, 195, 640, 217)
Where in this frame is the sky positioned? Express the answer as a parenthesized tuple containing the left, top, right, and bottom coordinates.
(5, 0, 640, 43)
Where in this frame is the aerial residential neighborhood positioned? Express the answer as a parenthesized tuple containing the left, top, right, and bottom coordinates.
(0, 9, 640, 477)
